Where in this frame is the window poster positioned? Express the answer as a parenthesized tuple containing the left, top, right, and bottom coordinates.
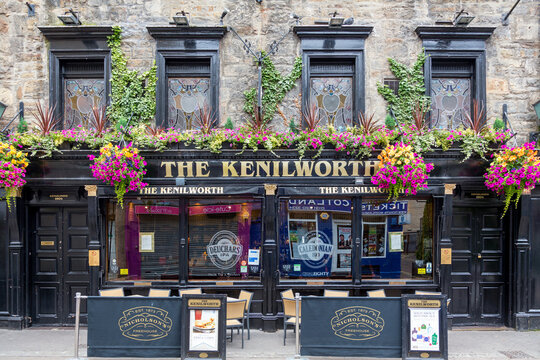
(389, 232, 403, 252)
(409, 308, 440, 351)
(189, 309, 218, 351)
(139, 232, 155, 253)
(337, 253, 351, 269)
(337, 225, 352, 249)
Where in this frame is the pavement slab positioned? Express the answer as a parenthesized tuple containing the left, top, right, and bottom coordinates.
(0, 328, 539, 360)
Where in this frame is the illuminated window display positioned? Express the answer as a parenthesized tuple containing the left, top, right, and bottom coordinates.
(106, 200, 180, 281)
(188, 198, 262, 280)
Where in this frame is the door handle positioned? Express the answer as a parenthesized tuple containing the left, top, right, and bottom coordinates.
(477, 254, 482, 259)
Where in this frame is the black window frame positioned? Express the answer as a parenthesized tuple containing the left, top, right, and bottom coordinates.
(294, 26, 372, 128)
(147, 26, 226, 129)
(415, 26, 495, 129)
(38, 26, 113, 130)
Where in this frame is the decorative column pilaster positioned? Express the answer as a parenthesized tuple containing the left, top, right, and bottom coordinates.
(440, 184, 455, 327)
(514, 188, 531, 330)
(85, 185, 100, 296)
(7, 187, 25, 329)
(262, 184, 278, 331)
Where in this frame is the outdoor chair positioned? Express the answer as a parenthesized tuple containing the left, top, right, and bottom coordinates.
(282, 296, 301, 346)
(238, 290, 254, 340)
(179, 288, 202, 297)
(226, 299, 246, 348)
(323, 289, 349, 297)
(367, 289, 386, 298)
(148, 288, 171, 297)
(280, 289, 294, 299)
(99, 288, 124, 297)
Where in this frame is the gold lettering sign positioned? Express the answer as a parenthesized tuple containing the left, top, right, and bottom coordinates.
(331, 306, 385, 340)
(159, 160, 377, 178)
(49, 194, 69, 201)
(187, 299, 221, 308)
(118, 306, 172, 341)
(89, 250, 100, 267)
(441, 248, 452, 265)
(41, 241, 55, 246)
(139, 186, 224, 195)
(408, 299, 441, 308)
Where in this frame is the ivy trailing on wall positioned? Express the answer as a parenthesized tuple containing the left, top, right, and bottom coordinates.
(377, 51, 431, 126)
(107, 26, 157, 128)
(243, 53, 302, 124)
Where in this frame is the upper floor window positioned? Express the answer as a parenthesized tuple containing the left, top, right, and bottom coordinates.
(415, 26, 495, 130)
(62, 60, 106, 128)
(166, 59, 211, 130)
(39, 26, 112, 130)
(294, 25, 373, 130)
(147, 26, 226, 129)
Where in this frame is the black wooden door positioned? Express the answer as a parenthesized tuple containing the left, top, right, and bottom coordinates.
(31, 207, 90, 325)
(449, 205, 507, 326)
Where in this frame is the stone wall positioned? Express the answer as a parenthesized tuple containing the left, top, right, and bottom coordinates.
(0, 0, 538, 141)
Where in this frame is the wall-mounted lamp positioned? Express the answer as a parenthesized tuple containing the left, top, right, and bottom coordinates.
(0, 101, 6, 120)
(453, 10, 475, 27)
(58, 9, 81, 25)
(172, 11, 189, 26)
(220, 8, 229, 25)
(328, 12, 344, 27)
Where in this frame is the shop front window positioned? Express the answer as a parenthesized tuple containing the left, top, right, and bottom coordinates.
(279, 198, 353, 279)
(106, 199, 180, 281)
(361, 198, 434, 280)
(188, 198, 262, 280)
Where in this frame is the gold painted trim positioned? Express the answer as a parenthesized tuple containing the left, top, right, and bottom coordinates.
(444, 184, 456, 195)
(264, 184, 277, 195)
(85, 185, 98, 197)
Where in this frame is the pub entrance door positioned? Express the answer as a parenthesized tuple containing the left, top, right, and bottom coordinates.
(30, 206, 90, 326)
(449, 204, 508, 326)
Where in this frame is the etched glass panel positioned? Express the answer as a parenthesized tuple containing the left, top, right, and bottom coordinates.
(310, 77, 353, 129)
(431, 78, 471, 129)
(168, 77, 210, 130)
(64, 79, 105, 128)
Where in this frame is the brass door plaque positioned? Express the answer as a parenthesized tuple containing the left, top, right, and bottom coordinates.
(40, 241, 55, 246)
(89, 250, 100, 266)
(441, 248, 452, 265)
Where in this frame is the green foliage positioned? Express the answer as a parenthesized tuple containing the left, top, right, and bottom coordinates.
(289, 118, 298, 134)
(17, 117, 28, 133)
(243, 54, 302, 123)
(385, 114, 396, 129)
(493, 118, 505, 131)
(107, 26, 157, 128)
(377, 51, 431, 125)
(224, 117, 234, 130)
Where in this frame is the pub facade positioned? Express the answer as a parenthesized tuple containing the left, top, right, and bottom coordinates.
(0, 0, 539, 332)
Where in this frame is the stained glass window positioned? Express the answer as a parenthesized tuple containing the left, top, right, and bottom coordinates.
(64, 79, 105, 128)
(431, 78, 471, 129)
(310, 77, 353, 129)
(168, 77, 210, 130)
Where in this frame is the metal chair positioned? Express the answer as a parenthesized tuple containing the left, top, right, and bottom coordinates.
(148, 288, 171, 297)
(99, 288, 124, 297)
(367, 289, 386, 298)
(323, 289, 349, 297)
(282, 297, 301, 346)
(238, 290, 254, 340)
(179, 288, 202, 297)
(226, 299, 246, 348)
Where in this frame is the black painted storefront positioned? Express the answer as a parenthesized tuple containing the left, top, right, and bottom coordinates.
(0, 148, 539, 330)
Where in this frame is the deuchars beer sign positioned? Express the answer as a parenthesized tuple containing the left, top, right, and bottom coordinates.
(206, 230, 243, 269)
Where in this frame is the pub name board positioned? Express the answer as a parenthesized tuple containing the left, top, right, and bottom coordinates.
(158, 160, 379, 178)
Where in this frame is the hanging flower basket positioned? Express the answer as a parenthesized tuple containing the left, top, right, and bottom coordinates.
(88, 143, 147, 208)
(372, 143, 434, 200)
(0, 142, 29, 210)
(484, 142, 540, 216)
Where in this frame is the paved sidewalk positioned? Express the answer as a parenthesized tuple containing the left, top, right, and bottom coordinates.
(0, 327, 539, 360)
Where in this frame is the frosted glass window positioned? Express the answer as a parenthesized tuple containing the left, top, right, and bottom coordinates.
(431, 78, 471, 129)
(168, 77, 210, 130)
(64, 79, 105, 128)
(310, 77, 353, 129)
